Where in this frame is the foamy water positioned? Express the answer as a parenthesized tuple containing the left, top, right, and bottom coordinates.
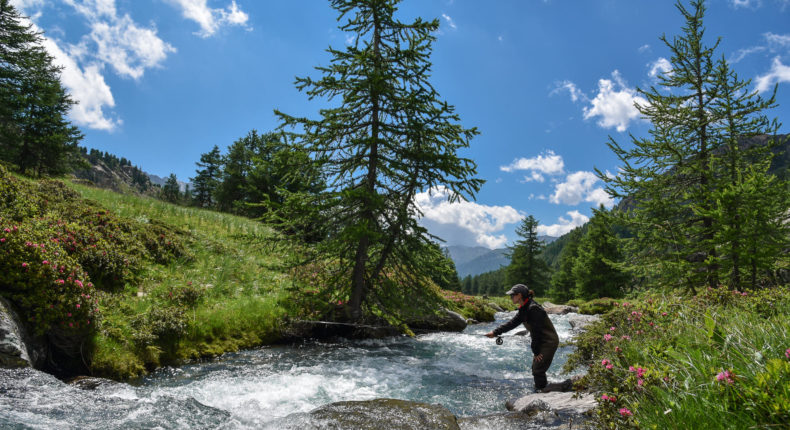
(0, 312, 581, 429)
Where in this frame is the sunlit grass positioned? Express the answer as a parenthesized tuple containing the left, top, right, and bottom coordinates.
(66, 182, 298, 379)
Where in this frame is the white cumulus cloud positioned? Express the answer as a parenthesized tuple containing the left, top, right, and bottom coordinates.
(39, 36, 119, 130)
(166, 0, 250, 37)
(537, 210, 589, 237)
(582, 71, 647, 132)
(550, 171, 614, 208)
(14, 0, 176, 130)
(648, 57, 672, 79)
(415, 187, 523, 249)
(755, 57, 790, 93)
(500, 150, 565, 184)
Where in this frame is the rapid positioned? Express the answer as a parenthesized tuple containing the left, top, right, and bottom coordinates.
(0, 311, 583, 429)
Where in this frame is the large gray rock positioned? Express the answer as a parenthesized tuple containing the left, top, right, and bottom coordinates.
(458, 411, 586, 430)
(487, 302, 505, 312)
(567, 314, 601, 331)
(0, 297, 45, 369)
(273, 398, 460, 430)
(506, 392, 596, 415)
(542, 302, 579, 315)
(406, 308, 467, 333)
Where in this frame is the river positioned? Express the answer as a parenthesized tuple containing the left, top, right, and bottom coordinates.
(0, 311, 582, 429)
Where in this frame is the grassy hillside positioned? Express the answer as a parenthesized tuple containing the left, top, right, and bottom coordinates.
(1, 168, 495, 380)
(70, 182, 295, 379)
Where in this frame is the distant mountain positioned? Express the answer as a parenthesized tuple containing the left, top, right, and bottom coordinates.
(147, 173, 190, 193)
(447, 236, 558, 278)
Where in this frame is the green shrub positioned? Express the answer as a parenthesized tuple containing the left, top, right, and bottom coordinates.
(578, 297, 618, 314)
(0, 217, 100, 336)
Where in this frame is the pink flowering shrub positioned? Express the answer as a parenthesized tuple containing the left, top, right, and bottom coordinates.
(0, 218, 100, 336)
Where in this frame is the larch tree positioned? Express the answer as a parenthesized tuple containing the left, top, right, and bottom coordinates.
(572, 208, 629, 300)
(599, 0, 725, 292)
(276, 0, 482, 321)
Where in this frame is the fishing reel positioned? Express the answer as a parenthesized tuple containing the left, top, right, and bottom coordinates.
(495, 336, 503, 345)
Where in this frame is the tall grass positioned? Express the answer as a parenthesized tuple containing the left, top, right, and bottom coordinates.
(566, 286, 790, 429)
(68, 183, 299, 379)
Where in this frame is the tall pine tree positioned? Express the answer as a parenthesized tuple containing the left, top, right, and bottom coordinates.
(549, 226, 583, 303)
(506, 215, 551, 295)
(276, 0, 482, 320)
(191, 145, 222, 208)
(0, 0, 82, 176)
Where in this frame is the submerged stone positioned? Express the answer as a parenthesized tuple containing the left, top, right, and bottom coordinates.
(506, 391, 596, 415)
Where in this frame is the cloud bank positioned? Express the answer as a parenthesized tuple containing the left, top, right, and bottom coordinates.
(415, 187, 523, 249)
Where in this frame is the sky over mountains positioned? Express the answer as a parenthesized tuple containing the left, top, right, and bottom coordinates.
(12, 0, 790, 248)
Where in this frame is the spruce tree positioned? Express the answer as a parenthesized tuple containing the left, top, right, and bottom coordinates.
(161, 173, 181, 203)
(506, 215, 551, 295)
(0, 0, 83, 176)
(276, 0, 482, 320)
(572, 208, 629, 300)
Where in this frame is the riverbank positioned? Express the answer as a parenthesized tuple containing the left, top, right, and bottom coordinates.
(0, 169, 496, 380)
(563, 285, 790, 428)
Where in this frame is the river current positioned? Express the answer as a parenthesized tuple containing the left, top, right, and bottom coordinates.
(0, 311, 582, 429)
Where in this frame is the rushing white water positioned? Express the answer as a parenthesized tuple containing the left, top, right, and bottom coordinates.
(0, 311, 583, 429)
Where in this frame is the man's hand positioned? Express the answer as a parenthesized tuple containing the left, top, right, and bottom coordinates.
(534, 353, 544, 363)
(485, 332, 495, 338)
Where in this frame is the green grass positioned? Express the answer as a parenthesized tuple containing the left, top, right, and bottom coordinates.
(67, 182, 297, 379)
(565, 286, 790, 429)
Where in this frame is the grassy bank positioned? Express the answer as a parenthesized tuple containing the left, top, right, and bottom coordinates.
(2, 169, 496, 380)
(565, 285, 790, 429)
(67, 182, 296, 379)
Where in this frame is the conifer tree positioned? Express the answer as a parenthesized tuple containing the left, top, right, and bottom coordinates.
(191, 145, 222, 208)
(276, 0, 482, 320)
(702, 57, 787, 289)
(506, 215, 551, 295)
(162, 173, 181, 203)
(549, 227, 583, 303)
(572, 208, 629, 300)
(599, 0, 726, 291)
(0, 0, 83, 176)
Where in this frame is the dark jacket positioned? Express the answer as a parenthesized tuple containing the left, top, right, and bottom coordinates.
(492, 299, 559, 355)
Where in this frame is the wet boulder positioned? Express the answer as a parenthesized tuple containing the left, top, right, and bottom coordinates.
(567, 314, 601, 332)
(276, 398, 460, 430)
(406, 308, 467, 333)
(487, 302, 505, 312)
(0, 297, 46, 369)
(542, 302, 579, 315)
(506, 391, 596, 415)
(313, 398, 459, 430)
(67, 375, 119, 390)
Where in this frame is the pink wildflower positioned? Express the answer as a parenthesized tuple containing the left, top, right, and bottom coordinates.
(621, 335, 631, 340)
(74, 280, 83, 288)
(629, 366, 636, 372)
(661, 312, 668, 316)
(604, 334, 613, 341)
(42, 260, 48, 265)
(610, 326, 616, 331)
(619, 408, 633, 417)
(716, 370, 735, 384)
(638, 379, 644, 386)
(606, 364, 614, 369)
(76, 304, 80, 309)
(22, 262, 28, 268)
(0, 238, 5, 243)
(601, 394, 609, 401)
(69, 323, 73, 327)
(615, 346, 622, 353)
(601, 359, 610, 366)
(3, 228, 9, 233)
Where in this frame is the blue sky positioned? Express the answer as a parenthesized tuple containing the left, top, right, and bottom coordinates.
(14, 0, 790, 248)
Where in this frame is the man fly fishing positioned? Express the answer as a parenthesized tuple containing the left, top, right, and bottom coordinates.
(485, 284, 559, 392)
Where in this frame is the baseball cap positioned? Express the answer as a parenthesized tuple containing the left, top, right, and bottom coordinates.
(505, 284, 530, 296)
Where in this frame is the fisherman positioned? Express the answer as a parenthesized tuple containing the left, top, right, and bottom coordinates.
(485, 284, 560, 392)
